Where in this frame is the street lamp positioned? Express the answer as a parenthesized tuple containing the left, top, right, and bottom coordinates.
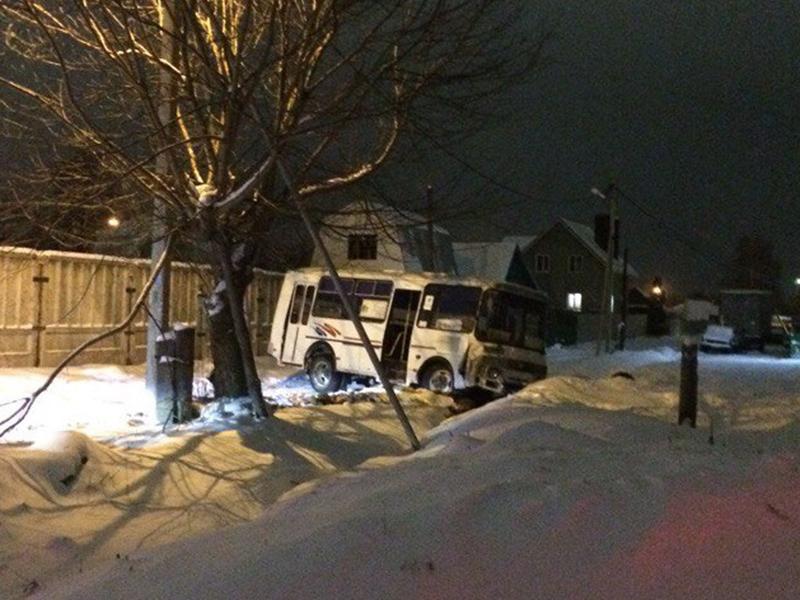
(106, 214, 121, 229)
(651, 277, 665, 301)
(590, 186, 607, 200)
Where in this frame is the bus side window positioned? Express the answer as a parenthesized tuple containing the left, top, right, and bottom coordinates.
(312, 276, 350, 319)
(302, 286, 315, 324)
(311, 276, 391, 321)
(290, 285, 306, 324)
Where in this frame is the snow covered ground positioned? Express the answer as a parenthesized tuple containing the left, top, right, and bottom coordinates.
(2, 339, 800, 599)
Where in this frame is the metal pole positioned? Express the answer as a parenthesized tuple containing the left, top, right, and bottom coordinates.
(275, 162, 420, 451)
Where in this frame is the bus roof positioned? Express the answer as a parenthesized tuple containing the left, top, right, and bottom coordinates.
(288, 267, 549, 302)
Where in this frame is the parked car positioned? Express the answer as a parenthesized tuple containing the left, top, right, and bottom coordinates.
(700, 324, 739, 352)
(700, 289, 774, 352)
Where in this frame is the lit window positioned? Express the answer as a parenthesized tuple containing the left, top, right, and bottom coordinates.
(567, 292, 582, 312)
(347, 234, 378, 260)
(535, 254, 550, 273)
(568, 255, 583, 273)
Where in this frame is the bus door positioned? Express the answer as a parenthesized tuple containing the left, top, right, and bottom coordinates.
(381, 289, 421, 379)
(280, 283, 315, 365)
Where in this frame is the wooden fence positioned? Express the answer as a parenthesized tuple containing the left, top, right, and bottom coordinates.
(0, 246, 284, 368)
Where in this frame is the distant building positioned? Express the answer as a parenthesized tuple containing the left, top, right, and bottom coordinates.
(453, 238, 538, 288)
(521, 218, 638, 313)
(310, 199, 457, 273)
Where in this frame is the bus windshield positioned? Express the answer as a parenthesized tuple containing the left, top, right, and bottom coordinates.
(417, 284, 482, 333)
(476, 289, 545, 350)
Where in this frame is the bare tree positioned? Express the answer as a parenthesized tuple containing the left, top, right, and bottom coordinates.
(0, 1, 547, 414)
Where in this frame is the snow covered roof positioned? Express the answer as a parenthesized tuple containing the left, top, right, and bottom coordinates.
(559, 218, 639, 277)
(500, 235, 536, 252)
(453, 241, 519, 281)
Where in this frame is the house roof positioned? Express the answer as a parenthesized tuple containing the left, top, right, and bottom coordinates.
(453, 241, 519, 281)
(500, 235, 536, 252)
(326, 199, 450, 235)
(558, 218, 639, 277)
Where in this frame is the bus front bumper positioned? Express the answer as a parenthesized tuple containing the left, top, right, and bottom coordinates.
(467, 356, 547, 394)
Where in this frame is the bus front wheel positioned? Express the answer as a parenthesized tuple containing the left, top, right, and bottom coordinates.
(421, 360, 454, 394)
(308, 353, 343, 394)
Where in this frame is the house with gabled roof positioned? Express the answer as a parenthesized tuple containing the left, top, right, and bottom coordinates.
(453, 237, 537, 288)
(310, 199, 457, 274)
(520, 217, 638, 314)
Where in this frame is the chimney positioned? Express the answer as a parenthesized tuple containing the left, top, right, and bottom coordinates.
(594, 214, 620, 259)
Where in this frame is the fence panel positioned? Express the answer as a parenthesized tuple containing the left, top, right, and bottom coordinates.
(0, 247, 284, 368)
(0, 250, 39, 366)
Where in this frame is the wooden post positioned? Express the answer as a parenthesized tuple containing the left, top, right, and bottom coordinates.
(255, 292, 266, 356)
(678, 338, 698, 427)
(195, 292, 207, 361)
(32, 263, 49, 367)
(124, 281, 137, 365)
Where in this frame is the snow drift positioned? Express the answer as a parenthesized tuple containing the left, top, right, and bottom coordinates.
(49, 375, 800, 599)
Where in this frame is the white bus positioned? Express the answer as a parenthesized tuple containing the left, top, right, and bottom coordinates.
(268, 267, 548, 395)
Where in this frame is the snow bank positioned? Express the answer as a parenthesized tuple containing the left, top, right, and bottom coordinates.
(0, 400, 449, 599)
(47, 375, 800, 600)
(4, 341, 800, 599)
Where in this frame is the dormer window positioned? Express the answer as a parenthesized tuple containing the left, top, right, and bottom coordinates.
(347, 234, 377, 260)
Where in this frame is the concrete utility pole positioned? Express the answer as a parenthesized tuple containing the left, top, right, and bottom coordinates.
(592, 185, 617, 355)
(145, 1, 174, 423)
(618, 247, 629, 351)
(426, 185, 437, 272)
(605, 198, 619, 352)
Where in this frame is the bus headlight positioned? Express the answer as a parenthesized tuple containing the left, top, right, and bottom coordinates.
(484, 366, 504, 392)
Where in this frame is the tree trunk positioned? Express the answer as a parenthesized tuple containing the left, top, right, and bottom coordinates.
(203, 239, 269, 418)
(205, 277, 248, 398)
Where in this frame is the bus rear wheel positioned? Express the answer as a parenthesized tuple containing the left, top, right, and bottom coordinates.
(307, 353, 343, 394)
(421, 361, 454, 394)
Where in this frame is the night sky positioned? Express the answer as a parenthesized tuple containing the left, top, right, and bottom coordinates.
(3, 1, 799, 296)
(438, 0, 800, 296)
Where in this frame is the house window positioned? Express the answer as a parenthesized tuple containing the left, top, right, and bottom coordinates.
(347, 234, 378, 260)
(568, 255, 583, 273)
(535, 254, 550, 273)
(567, 292, 582, 312)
